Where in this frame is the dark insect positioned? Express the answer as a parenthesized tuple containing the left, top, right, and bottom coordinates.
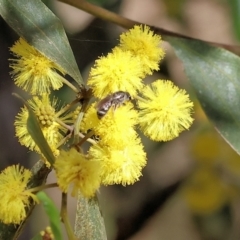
(96, 91, 131, 118)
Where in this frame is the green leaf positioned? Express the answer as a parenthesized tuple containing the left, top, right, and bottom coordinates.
(0, 0, 83, 87)
(166, 37, 240, 154)
(26, 103, 55, 165)
(74, 193, 107, 240)
(228, 0, 240, 42)
(37, 192, 63, 240)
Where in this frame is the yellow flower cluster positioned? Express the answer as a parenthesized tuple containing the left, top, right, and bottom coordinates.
(10, 39, 78, 161)
(6, 38, 83, 224)
(88, 25, 165, 98)
(14, 94, 75, 159)
(3, 25, 194, 225)
(56, 25, 193, 193)
(55, 25, 194, 196)
(0, 165, 37, 224)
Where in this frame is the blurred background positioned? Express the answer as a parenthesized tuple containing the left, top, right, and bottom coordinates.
(1, 0, 240, 239)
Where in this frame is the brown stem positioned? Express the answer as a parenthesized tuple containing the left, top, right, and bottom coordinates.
(57, 0, 240, 55)
(58, 0, 137, 29)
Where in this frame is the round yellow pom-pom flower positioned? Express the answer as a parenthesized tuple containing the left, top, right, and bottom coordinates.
(15, 94, 74, 158)
(138, 80, 194, 141)
(88, 47, 144, 98)
(54, 148, 101, 198)
(0, 165, 37, 224)
(89, 138, 146, 186)
(119, 25, 165, 76)
(94, 103, 138, 148)
(10, 38, 65, 95)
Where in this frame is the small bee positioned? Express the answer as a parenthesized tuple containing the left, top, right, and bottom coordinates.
(96, 91, 131, 119)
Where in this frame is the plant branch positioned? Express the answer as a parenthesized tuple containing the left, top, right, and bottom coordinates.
(58, 0, 240, 55)
(58, 0, 137, 29)
(29, 183, 58, 193)
(61, 193, 76, 240)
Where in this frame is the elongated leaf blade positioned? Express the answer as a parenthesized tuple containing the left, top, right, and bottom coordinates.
(74, 193, 107, 240)
(228, 0, 240, 42)
(166, 37, 240, 154)
(0, 0, 83, 87)
(37, 192, 62, 240)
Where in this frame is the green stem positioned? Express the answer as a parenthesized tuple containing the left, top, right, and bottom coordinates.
(61, 193, 77, 240)
(55, 118, 73, 132)
(77, 129, 96, 146)
(59, 75, 79, 93)
(29, 183, 58, 193)
(55, 98, 80, 118)
(73, 98, 90, 144)
(54, 119, 96, 146)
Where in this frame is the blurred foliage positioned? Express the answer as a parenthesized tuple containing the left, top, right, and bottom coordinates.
(228, 0, 240, 42)
(180, 102, 240, 239)
(36, 192, 62, 240)
(162, 0, 187, 20)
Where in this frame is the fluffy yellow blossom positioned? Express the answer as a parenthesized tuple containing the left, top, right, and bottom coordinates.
(15, 94, 74, 157)
(89, 138, 146, 185)
(54, 148, 101, 198)
(119, 25, 165, 76)
(81, 102, 138, 147)
(0, 165, 37, 224)
(80, 104, 100, 134)
(138, 80, 194, 141)
(88, 47, 144, 98)
(94, 103, 138, 148)
(10, 38, 65, 95)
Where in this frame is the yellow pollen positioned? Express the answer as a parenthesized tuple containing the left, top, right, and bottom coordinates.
(36, 105, 55, 126)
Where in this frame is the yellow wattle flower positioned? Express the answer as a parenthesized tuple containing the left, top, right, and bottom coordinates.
(89, 138, 146, 186)
(10, 38, 65, 95)
(54, 148, 101, 198)
(88, 47, 144, 98)
(15, 94, 75, 159)
(0, 165, 37, 224)
(84, 102, 138, 148)
(138, 80, 194, 141)
(119, 25, 165, 76)
(80, 103, 100, 134)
